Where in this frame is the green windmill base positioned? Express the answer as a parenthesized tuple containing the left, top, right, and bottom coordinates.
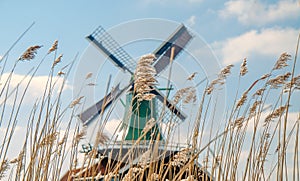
(121, 91, 163, 141)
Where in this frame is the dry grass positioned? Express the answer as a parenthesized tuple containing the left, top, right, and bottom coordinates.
(0, 29, 299, 181)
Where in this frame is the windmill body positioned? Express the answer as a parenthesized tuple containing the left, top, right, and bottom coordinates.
(121, 92, 161, 141)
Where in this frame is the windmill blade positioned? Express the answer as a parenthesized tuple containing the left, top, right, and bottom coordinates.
(78, 83, 131, 125)
(86, 26, 136, 75)
(150, 88, 187, 121)
(153, 24, 193, 75)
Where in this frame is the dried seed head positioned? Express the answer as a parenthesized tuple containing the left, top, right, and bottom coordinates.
(134, 54, 157, 101)
(233, 117, 244, 129)
(173, 87, 196, 104)
(260, 73, 271, 80)
(141, 93, 156, 101)
(48, 40, 58, 54)
(250, 101, 262, 115)
(10, 150, 25, 176)
(174, 88, 186, 103)
(265, 105, 288, 124)
(170, 148, 192, 167)
(10, 158, 18, 164)
(187, 72, 198, 81)
(39, 132, 58, 147)
(205, 86, 213, 95)
(273, 52, 291, 70)
(85, 72, 93, 79)
(184, 87, 197, 104)
(52, 54, 63, 67)
(18, 45, 42, 61)
(267, 72, 291, 89)
(205, 79, 220, 95)
(236, 91, 248, 108)
(206, 64, 233, 95)
(75, 127, 87, 143)
(122, 165, 145, 180)
(219, 64, 234, 79)
(284, 74, 300, 91)
(57, 71, 65, 76)
(70, 96, 84, 108)
(253, 88, 265, 97)
(140, 54, 156, 62)
(240, 58, 248, 76)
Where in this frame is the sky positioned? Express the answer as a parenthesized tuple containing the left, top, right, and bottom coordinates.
(0, 0, 300, 179)
(0, 1, 299, 66)
(0, 0, 299, 107)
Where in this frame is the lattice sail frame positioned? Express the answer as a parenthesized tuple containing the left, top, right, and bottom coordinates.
(87, 26, 136, 74)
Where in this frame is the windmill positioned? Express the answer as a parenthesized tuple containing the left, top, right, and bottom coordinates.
(78, 24, 191, 140)
(63, 24, 212, 181)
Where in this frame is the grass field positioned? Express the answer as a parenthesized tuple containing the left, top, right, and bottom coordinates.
(0, 31, 299, 181)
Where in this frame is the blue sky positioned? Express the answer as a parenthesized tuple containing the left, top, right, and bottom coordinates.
(0, 0, 300, 178)
(1, 0, 299, 71)
(1, 0, 299, 64)
(1, 0, 299, 112)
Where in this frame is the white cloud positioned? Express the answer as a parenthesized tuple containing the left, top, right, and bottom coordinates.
(186, 15, 197, 27)
(220, 0, 300, 25)
(0, 73, 72, 106)
(212, 27, 299, 64)
(104, 118, 122, 136)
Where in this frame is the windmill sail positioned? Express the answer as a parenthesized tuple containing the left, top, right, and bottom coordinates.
(86, 26, 136, 74)
(78, 84, 130, 125)
(153, 24, 193, 75)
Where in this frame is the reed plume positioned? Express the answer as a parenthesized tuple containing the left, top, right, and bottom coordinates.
(18, 45, 42, 61)
(240, 58, 248, 76)
(70, 96, 84, 108)
(52, 54, 63, 68)
(134, 54, 157, 101)
(48, 40, 58, 54)
(206, 64, 234, 95)
(273, 52, 291, 70)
